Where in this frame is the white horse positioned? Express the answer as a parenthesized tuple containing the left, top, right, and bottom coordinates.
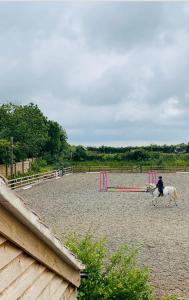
(146, 183, 179, 207)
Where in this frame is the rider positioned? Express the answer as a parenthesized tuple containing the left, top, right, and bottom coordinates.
(156, 176, 164, 197)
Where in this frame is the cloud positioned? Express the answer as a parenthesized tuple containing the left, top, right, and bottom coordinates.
(0, 2, 189, 145)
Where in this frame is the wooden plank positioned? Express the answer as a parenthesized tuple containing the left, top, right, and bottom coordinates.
(36, 275, 63, 300)
(0, 242, 22, 270)
(52, 281, 68, 300)
(0, 235, 6, 246)
(0, 205, 81, 287)
(8, 170, 56, 182)
(0, 253, 35, 293)
(68, 289, 77, 300)
(0, 262, 45, 300)
(61, 286, 75, 300)
(20, 269, 55, 300)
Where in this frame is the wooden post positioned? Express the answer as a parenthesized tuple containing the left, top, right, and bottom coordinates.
(10, 137, 14, 177)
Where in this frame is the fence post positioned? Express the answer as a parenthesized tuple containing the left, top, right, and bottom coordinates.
(22, 161, 24, 173)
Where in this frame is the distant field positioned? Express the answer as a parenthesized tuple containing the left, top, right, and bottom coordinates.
(18, 172, 189, 299)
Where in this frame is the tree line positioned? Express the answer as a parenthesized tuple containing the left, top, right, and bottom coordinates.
(0, 102, 189, 166)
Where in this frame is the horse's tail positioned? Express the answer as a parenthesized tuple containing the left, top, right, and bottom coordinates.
(173, 188, 179, 200)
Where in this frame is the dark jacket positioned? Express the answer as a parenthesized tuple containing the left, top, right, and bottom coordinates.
(156, 179, 164, 190)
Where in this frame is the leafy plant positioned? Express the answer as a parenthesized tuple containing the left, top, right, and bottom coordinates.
(66, 233, 154, 300)
(31, 158, 48, 173)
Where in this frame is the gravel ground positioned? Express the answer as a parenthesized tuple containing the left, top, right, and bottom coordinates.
(18, 173, 189, 299)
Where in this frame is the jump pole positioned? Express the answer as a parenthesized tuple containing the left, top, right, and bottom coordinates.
(99, 171, 147, 192)
(148, 170, 157, 185)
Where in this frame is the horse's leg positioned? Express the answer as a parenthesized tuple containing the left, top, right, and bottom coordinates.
(173, 194, 178, 207)
(167, 196, 172, 207)
(174, 190, 178, 206)
(152, 196, 157, 206)
(169, 195, 177, 207)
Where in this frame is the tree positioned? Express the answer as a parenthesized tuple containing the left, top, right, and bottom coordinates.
(0, 103, 68, 162)
(185, 143, 189, 153)
(72, 146, 87, 161)
(126, 149, 150, 161)
(45, 120, 68, 156)
(0, 139, 11, 164)
(0, 103, 49, 159)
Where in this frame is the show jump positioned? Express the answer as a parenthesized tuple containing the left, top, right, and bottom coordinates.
(99, 170, 157, 192)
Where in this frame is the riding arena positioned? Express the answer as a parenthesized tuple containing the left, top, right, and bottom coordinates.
(18, 170, 189, 299)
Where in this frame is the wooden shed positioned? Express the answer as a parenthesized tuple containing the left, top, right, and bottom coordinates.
(0, 183, 84, 300)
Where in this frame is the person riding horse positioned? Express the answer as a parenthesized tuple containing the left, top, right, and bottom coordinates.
(156, 176, 164, 196)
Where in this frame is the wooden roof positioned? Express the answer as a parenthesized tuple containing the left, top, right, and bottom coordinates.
(0, 184, 84, 299)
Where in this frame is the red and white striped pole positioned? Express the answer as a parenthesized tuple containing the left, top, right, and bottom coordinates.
(100, 171, 108, 192)
(148, 170, 157, 184)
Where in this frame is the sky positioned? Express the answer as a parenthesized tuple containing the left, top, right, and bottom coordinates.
(0, 2, 189, 147)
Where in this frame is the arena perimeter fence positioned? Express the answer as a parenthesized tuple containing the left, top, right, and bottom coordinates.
(7, 167, 73, 190)
(72, 165, 189, 173)
(7, 165, 189, 189)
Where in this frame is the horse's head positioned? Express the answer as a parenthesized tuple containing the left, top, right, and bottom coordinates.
(146, 183, 156, 193)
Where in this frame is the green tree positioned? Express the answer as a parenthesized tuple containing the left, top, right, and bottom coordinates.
(126, 149, 150, 161)
(186, 143, 189, 153)
(0, 103, 49, 159)
(73, 146, 87, 161)
(45, 120, 67, 156)
(0, 139, 11, 164)
(0, 103, 68, 163)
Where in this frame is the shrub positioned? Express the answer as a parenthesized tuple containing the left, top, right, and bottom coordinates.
(66, 233, 154, 300)
(31, 158, 48, 173)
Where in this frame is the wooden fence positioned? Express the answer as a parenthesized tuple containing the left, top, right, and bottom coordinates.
(8, 167, 73, 190)
(0, 158, 35, 177)
(5, 164, 189, 189)
(72, 165, 189, 173)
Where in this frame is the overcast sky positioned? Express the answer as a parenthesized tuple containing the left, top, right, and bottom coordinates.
(0, 2, 189, 146)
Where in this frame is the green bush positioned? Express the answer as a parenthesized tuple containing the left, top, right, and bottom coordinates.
(31, 159, 48, 173)
(8, 170, 34, 180)
(66, 233, 154, 300)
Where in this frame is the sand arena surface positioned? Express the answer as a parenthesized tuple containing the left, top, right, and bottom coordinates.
(18, 173, 189, 299)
